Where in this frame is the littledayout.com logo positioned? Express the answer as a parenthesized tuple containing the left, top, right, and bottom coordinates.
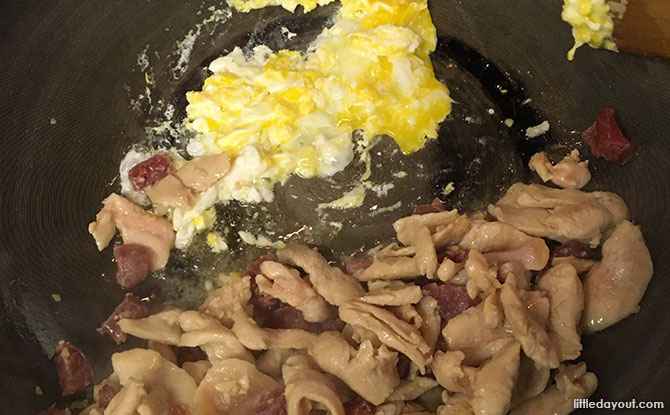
(574, 398, 665, 410)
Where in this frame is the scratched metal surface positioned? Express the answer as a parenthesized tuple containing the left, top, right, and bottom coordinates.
(1, 0, 669, 413)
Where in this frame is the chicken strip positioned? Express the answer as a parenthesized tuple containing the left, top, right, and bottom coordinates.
(89, 193, 175, 270)
(277, 244, 364, 305)
(529, 150, 591, 189)
(581, 220, 653, 334)
(257, 261, 330, 323)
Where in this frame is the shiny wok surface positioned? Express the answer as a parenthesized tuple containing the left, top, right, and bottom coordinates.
(1, 0, 669, 413)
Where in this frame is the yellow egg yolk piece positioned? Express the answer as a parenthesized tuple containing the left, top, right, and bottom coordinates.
(187, 0, 451, 194)
(561, 0, 617, 61)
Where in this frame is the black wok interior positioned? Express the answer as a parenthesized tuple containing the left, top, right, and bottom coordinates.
(1, 0, 669, 413)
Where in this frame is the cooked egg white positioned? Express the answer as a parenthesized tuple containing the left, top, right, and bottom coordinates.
(227, 0, 335, 13)
(562, 0, 617, 60)
(186, 0, 451, 201)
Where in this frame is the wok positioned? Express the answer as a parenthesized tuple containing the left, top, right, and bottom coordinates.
(1, 0, 669, 413)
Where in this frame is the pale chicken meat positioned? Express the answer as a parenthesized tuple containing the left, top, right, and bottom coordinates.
(192, 358, 285, 415)
(432, 216, 471, 249)
(339, 301, 431, 372)
(464, 250, 501, 299)
(437, 258, 464, 282)
(529, 150, 591, 189)
(118, 308, 184, 345)
(231, 309, 317, 350)
(257, 261, 331, 322)
(551, 256, 597, 274)
(416, 296, 441, 354)
(500, 274, 559, 369)
(510, 363, 597, 415)
(536, 263, 584, 361)
(182, 360, 212, 385)
(178, 310, 254, 363)
(173, 153, 230, 193)
(199, 274, 252, 327)
(410, 226, 439, 279)
(441, 303, 513, 366)
(488, 183, 629, 247)
(581, 220, 653, 334)
(511, 356, 550, 408)
(111, 349, 197, 406)
(393, 210, 461, 243)
(282, 355, 345, 415)
(145, 152, 230, 210)
(387, 376, 439, 401)
(103, 377, 146, 415)
(88, 193, 175, 270)
(145, 174, 196, 212)
(361, 282, 423, 306)
(309, 331, 400, 405)
(483, 237, 550, 272)
(277, 244, 364, 305)
(471, 341, 521, 415)
(256, 349, 295, 380)
(431, 350, 476, 393)
(459, 221, 532, 253)
(375, 402, 432, 415)
(355, 256, 422, 281)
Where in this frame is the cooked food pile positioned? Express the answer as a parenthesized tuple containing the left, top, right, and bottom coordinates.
(117, 0, 451, 249)
(561, 0, 617, 60)
(50, 139, 652, 415)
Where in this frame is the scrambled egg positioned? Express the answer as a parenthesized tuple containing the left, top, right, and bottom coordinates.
(562, 0, 617, 60)
(186, 0, 451, 202)
(227, 0, 335, 13)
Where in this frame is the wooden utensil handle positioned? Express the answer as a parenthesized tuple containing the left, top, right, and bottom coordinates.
(612, 0, 670, 59)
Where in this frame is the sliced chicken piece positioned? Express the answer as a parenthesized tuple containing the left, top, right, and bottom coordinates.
(177, 310, 254, 363)
(387, 376, 439, 402)
(118, 309, 184, 345)
(182, 361, 211, 385)
(231, 309, 316, 350)
(551, 256, 597, 274)
(257, 261, 330, 323)
(483, 237, 550, 271)
(471, 341, 521, 415)
(441, 303, 513, 366)
(393, 210, 461, 243)
(431, 350, 476, 393)
(529, 150, 591, 189)
(416, 296, 441, 354)
(459, 221, 532, 253)
(282, 355, 345, 415)
(464, 250, 501, 299)
(436, 400, 474, 415)
(277, 244, 364, 305)
(339, 301, 431, 372)
(309, 331, 400, 405)
(375, 401, 432, 415)
(104, 377, 146, 415)
(390, 304, 423, 330)
(433, 216, 471, 249)
(537, 263, 584, 361)
(111, 348, 197, 406)
(500, 273, 559, 369)
(437, 257, 465, 282)
(483, 291, 504, 329)
(376, 243, 417, 259)
(256, 349, 296, 380)
(511, 356, 550, 408)
(147, 340, 177, 363)
(173, 153, 230, 193)
(355, 256, 422, 281)
(510, 363, 597, 415)
(412, 226, 438, 279)
(581, 220, 653, 334)
(199, 274, 252, 328)
(89, 193, 175, 270)
(145, 174, 196, 212)
(361, 282, 423, 306)
(192, 358, 285, 415)
(342, 323, 381, 347)
(488, 183, 629, 247)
